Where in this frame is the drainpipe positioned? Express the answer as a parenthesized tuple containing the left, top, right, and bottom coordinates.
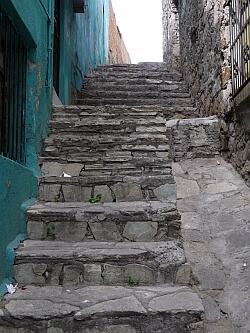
(38, 0, 53, 88)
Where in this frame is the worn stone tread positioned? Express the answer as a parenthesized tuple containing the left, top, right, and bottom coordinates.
(13, 240, 185, 286)
(0, 285, 204, 332)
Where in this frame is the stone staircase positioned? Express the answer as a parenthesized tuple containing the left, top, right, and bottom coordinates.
(0, 63, 204, 333)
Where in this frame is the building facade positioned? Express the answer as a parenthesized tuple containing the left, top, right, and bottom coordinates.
(162, 0, 250, 186)
(0, 0, 118, 295)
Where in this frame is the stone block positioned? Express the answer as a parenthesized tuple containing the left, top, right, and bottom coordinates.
(47, 264, 64, 285)
(94, 185, 114, 203)
(47, 328, 64, 333)
(51, 222, 87, 242)
(38, 184, 61, 201)
(61, 185, 83, 201)
(153, 183, 177, 201)
(14, 263, 46, 286)
(84, 264, 103, 284)
(176, 263, 192, 285)
(103, 264, 156, 285)
(41, 162, 84, 177)
(63, 266, 83, 285)
(84, 325, 136, 333)
(112, 183, 143, 202)
(27, 221, 44, 240)
(88, 222, 121, 241)
(123, 222, 158, 241)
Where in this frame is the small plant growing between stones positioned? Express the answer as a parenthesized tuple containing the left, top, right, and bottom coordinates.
(130, 238, 137, 242)
(128, 276, 140, 287)
(54, 195, 60, 202)
(41, 222, 56, 240)
(36, 283, 45, 287)
(89, 194, 102, 203)
(118, 239, 125, 243)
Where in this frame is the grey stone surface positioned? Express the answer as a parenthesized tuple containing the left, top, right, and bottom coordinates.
(75, 295, 147, 320)
(112, 183, 143, 202)
(122, 222, 158, 241)
(103, 264, 155, 285)
(153, 183, 177, 201)
(83, 264, 102, 285)
(174, 157, 250, 332)
(5, 300, 79, 319)
(88, 221, 121, 241)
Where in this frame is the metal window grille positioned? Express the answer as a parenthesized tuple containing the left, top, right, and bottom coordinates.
(0, 5, 28, 164)
(229, 0, 250, 97)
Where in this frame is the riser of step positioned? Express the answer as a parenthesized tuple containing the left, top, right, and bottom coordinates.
(38, 174, 176, 203)
(79, 91, 191, 99)
(42, 142, 170, 158)
(51, 106, 198, 121)
(82, 82, 188, 92)
(1, 285, 204, 333)
(40, 159, 172, 176)
(43, 134, 169, 147)
(26, 201, 181, 242)
(76, 98, 194, 107)
(85, 71, 183, 80)
(47, 121, 167, 133)
(14, 240, 185, 287)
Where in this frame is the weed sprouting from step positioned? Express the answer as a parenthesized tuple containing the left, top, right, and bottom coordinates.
(128, 276, 140, 287)
(36, 283, 45, 287)
(41, 222, 56, 240)
(130, 238, 137, 242)
(118, 239, 125, 243)
(89, 194, 102, 203)
(54, 196, 60, 203)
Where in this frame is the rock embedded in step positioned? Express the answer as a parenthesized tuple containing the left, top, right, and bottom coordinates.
(93, 185, 114, 203)
(112, 183, 143, 202)
(153, 183, 177, 201)
(88, 221, 121, 241)
(123, 222, 158, 241)
(103, 264, 156, 285)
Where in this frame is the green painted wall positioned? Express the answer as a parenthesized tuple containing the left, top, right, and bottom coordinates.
(0, 0, 52, 295)
(0, 157, 37, 295)
(59, 0, 110, 104)
(0, 0, 110, 295)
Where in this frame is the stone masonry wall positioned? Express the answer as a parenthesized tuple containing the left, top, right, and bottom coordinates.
(177, 0, 231, 117)
(162, 0, 180, 71)
(162, 0, 250, 185)
(109, 0, 131, 64)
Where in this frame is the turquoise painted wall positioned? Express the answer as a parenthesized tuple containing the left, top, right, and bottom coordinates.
(59, 0, 110, 104)
(0, 0, 52, 295)
(0, 157, 37, 295)
(0, 0, 110, 295)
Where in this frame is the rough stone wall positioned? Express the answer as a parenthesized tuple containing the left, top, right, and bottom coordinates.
(226, 93, 250, 186)
(162, 0, 180, 71)
(162, 0, 250, 185)
(177, 0, 231, 117)
(109, 1, 131, 64)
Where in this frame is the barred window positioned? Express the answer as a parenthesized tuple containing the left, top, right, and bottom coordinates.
(229, 0, 250, 97)
(0, 5, 28, 164)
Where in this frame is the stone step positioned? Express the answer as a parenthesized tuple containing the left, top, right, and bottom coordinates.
(82, 82, 188, 93)
(86, 69, 183, 80)
(38, 172, 176, 202)
(42, 136, 170, 158)
(26, 201, 181, 242)
(80, 90, 191, 99)
(40, 157, 172, 176)
(51, 105, 198, 121)
(0, 285, 204, 333)
(76, 97, 194, 107)
(48, 117, 166, 131)
(13, 240, 185, 287)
